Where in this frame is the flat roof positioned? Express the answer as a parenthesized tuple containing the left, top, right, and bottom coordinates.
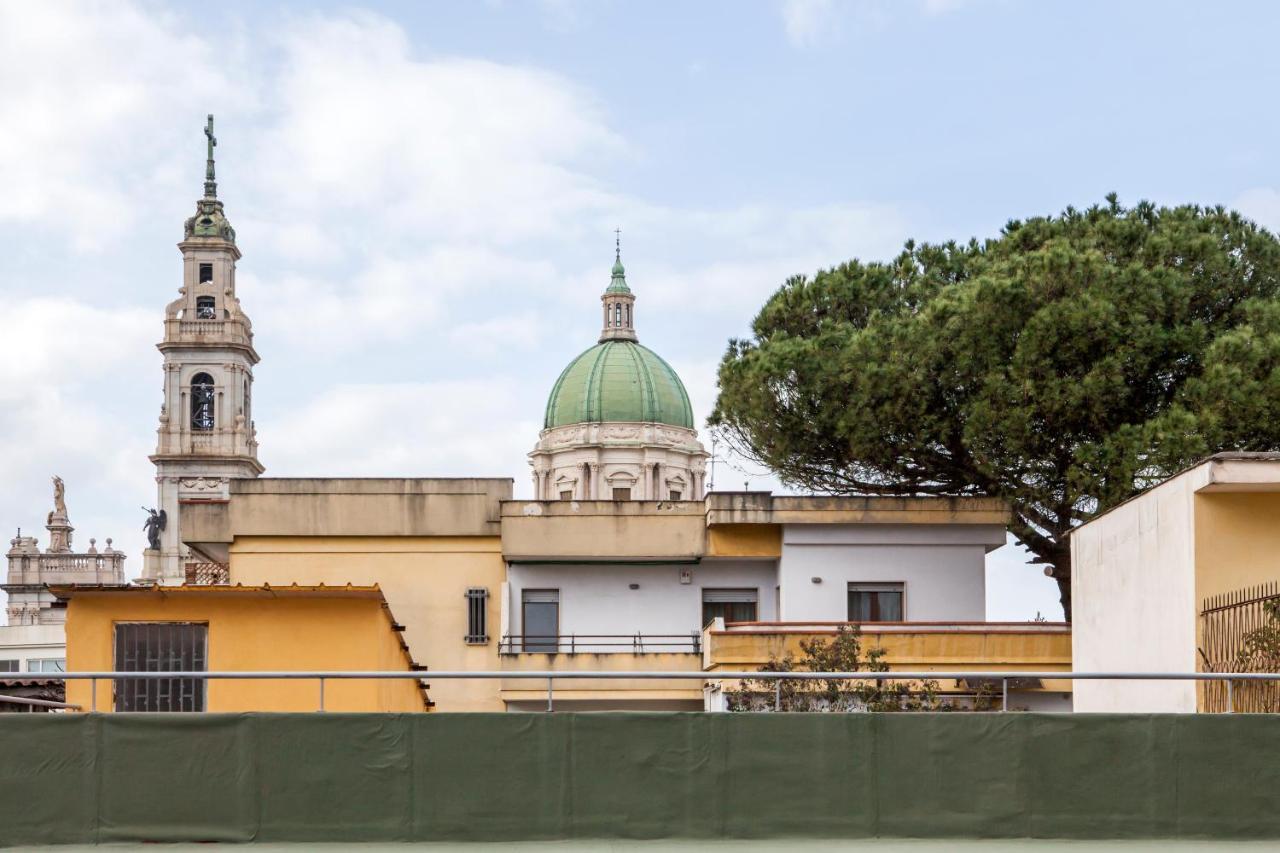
(49, 583, 387, 600)
(1069, 452, 1280, 535)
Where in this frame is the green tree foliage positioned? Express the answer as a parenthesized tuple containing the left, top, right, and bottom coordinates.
(711, 198, 1280, 618)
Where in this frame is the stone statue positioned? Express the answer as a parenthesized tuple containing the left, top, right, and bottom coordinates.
(142, 507, 167, 551)
(52, 475, 67, 517)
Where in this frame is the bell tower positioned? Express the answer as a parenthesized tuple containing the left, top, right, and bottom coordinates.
(144, 115, 263, 583)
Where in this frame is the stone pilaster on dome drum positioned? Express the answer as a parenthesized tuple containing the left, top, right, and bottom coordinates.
(529, 240, 709, 502)
(146, 115, 263, 584)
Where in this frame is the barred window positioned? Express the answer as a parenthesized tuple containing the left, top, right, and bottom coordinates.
(465, 587, 489, 644)
(114, 622, 207, 712)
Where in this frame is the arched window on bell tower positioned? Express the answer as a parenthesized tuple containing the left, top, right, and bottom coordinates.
(191, 373, 215, 431)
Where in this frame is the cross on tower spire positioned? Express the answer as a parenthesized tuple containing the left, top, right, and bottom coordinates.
(204, 114, 217, 199)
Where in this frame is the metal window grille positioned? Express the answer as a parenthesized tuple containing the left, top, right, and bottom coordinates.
(114, 623, 208, 712)
(465, 587, 490, 645)
(190, 373, 215, 431)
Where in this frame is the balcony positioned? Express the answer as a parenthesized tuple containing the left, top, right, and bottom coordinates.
(498, 633, 701, 655)
(497, 644, 705, 707)
(162, 317, 255, 352)
(702, 619, 1073, 710)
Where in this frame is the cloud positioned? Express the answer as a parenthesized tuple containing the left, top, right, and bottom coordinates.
(921, 0, 972, 14)
(0, 296, 157, 577)
(0, 1, 243, 250)
(0, 298, 153, 391)
(780, 0, 837, 47)
(262, 380, 539, 479)
(250, 12, 621, 244)
(633, 202, 910, 316)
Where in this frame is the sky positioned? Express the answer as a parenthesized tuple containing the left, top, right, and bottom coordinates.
(3, 0, 1279, 621)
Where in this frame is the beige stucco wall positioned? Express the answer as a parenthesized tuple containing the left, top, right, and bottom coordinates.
(501, 501, 705, 561)
(1071, 466, 1208, 712)
(229, 536, 505, 711)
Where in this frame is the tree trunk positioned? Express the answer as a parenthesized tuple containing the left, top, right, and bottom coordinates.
(1049, 546, 1072, 622)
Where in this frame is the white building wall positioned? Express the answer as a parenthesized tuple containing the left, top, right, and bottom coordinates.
(505, 560, 777, 650)
(778, 524, 1003, 622)
(0, 623, 66, 673)
(1071, 466, 1206, 712)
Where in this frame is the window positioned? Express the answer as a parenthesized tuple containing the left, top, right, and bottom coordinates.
(669, 490, 682, 501)
(114, 623, 207, 712)
(190, 372, 215, 431)
(465, 587, 489, 644)
(625, 304, 631, 326)
(614, 303, 622, 326)
(847, 583, 904, 622)
(0, 660, 18, 673)
(559, 490, 573, 501)
(198, 262, 213, 283)
(195, 296, 216, 319)
(27, 658, 66, 673)
(612, 487, 631, 500)
(521, 589, 559, 653)
(702, 589, 758, 626)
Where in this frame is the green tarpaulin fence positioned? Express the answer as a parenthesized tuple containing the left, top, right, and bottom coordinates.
(1, 712, 1278, 845)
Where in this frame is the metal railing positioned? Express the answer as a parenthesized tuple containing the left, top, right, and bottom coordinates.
(1200, 580, 1280, 712)
(21, 670, 1280, 714)
(498, 634, 702, 654)
(0, 694, 81, 711)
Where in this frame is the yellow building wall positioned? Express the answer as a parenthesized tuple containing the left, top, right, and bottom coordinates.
(229, 536, 505, 711)
(706, 525, 782, 558)
(1193, 492, 1280, 604)
(65, 594, 425, 713)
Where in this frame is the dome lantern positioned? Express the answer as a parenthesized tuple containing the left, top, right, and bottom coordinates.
(599, 230, 637, 343)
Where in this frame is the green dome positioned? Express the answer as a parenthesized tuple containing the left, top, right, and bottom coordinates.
(544, 340, 694, 430)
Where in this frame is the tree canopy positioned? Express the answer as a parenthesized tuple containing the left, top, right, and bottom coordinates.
(711, 197, 1280, 619)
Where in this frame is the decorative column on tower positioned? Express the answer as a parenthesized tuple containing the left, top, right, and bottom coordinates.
(144, 115, 263, 583)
